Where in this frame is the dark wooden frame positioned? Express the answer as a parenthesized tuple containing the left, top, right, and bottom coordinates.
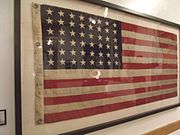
(14, 0, 180, 135)
(14, 0, 21, 134)
(0, 109, 6, 126)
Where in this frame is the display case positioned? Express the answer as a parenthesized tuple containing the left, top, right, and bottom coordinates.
(15, 0, 180, 134)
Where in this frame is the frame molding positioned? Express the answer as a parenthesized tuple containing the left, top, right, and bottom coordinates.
(58, 104, 180, 135)
(14, 0, 22, 135)
(15, 0, 180, 135)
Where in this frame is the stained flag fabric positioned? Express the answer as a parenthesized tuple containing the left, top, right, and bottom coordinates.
(33, 4, 178, 124)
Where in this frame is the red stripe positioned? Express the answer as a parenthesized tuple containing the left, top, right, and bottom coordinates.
(122, 37, 177, 51)
(44, 92, 177, 123)
(121, 22, 177, 41)
(122, 63, 177, 69)
(44, 83, 176, 105)
(44, 74, 177, 89)
(122, 50, 177, 59)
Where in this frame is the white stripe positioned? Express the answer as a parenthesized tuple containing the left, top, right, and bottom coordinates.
(44, 69, 177, 80)
(123, 56, 177, 64)
(123, 43, 176, 55)
(44, 88, 176, 114)
(122, 30, 177, 46)
(44, 79, 177, 97)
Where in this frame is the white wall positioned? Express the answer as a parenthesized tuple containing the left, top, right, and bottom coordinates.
(102, 0, 180, 25)
(89, 0, 180, 135)
(0, 0, 15, 135)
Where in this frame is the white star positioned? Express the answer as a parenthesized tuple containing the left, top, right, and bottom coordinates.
(80, 59, 86, 66)
(80, 50, 86, 56)
(58, 19, 64, 25)
(46, 17, 53, 24)
(80, 40, 86, 46)
(90, 51, 95, 56)
(46, 8, 53, 15)
(71, 59, 76, 65)
(98, 35, 102, 40)
(59, 38, 65, 45)
(114, 45, 118, 50)
(59, 48, 65, 55)
(115, 61, 119, 65)
(105, 36, 110, 42)
(114, 53, 118, 58)
(98, 43, 103, 48)
(90, 59, 95, 65)
(105, 28, 109, 33)
(70, 39, 76, 46)
(79, 22, 85, 29)
(79, 14, 84, 21)
(105, 21, 109, 26)
(89, 42, 94, 47)
(106, 44, 110, 49)
(69, 21, 75, 27)
(69, 12, 75, 19)
(47, 48, 54, 55)
(114, 38, 117, 42)
(59, 59, 65, 65)
(113, 30, 117, 34)
(99, 52, 103, 57)
(113, 23, 117, 27)
(70, 49, 76, 56)
(99, 60, 103, 66)
(88, 16, 93, 22)
(70, 30, 76, 37)
(88, 24, 93, 30)
(47, 28, 54, 35)
(58, 10, 64, 17)
(106, 52, 110, 58)
(97, 26, 101, 32)
(89, 33, 94, 39)
(97, 19, 102, 24)
(107, 60, 111, 65)
(79, 32, 85, 38)
(48, 58, 54, 65)
(59, 28, 65, 35)
(46, 38, 53, 45)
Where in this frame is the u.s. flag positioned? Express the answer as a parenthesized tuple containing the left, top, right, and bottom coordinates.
(33, 4, 178, 124)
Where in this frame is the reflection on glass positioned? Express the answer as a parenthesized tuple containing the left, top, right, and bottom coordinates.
(104, 7, 108, 17)
(38, 4, 178, 124)
(91, 70, 101, 79)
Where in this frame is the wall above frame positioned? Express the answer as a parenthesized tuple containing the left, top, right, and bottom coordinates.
(15, 0, 180, 135)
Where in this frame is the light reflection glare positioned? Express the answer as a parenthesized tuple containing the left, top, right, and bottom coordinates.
(104, 7, 108, 17)
(92, 70, 101, 79)
(47, 39, 52, 45)
(92, 19, 96, 24)
(38, 46, 42, 49)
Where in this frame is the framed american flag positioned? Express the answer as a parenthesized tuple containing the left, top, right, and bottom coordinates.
(15, 0, 180, 135)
